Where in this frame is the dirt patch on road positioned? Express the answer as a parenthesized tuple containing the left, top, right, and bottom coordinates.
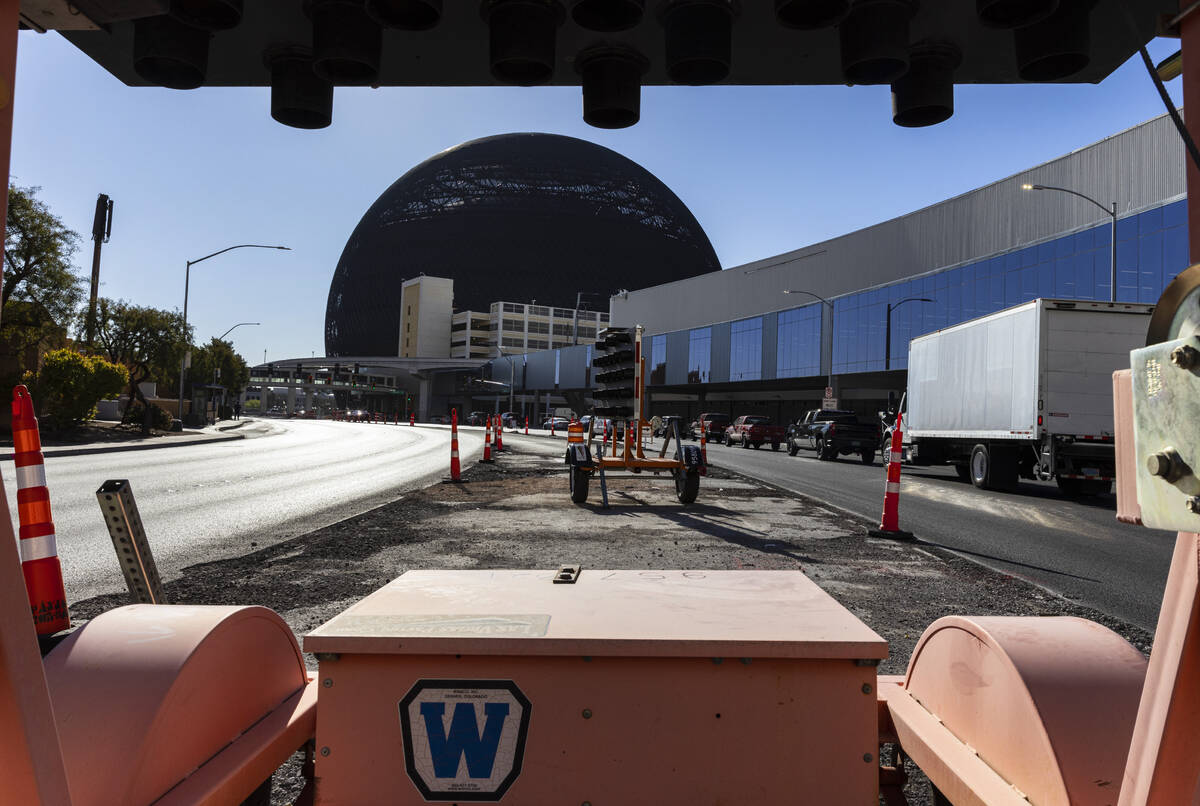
(66, 441, 1155, 805)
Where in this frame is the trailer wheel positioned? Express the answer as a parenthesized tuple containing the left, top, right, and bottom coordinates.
(787, 440, 799, 456)
(969, 444, 990, 488)
(569, 466, 590, 503)
(675, 468, 700, 504)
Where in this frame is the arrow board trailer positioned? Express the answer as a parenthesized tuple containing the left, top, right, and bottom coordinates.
(900, 298, 1154, 496)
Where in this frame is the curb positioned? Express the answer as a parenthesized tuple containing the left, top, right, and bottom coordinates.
(0, 432, 247, 461)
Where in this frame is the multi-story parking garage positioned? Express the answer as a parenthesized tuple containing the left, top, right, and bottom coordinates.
(487, 112, 1191, 426)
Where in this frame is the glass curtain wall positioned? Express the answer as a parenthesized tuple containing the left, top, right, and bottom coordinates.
(650, 334, 667, 385)
(776, 306, 821, 378)
(729, 317, 763, 381)
(688, 327, 712, 383)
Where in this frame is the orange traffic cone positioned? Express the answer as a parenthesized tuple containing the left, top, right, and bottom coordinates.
(524, 416, 529, 435)
(700, 431, 708, 476)
(449, 408, 461, 481)
(410, 412, 415, 426)
(495, 416, 504, 451)
(868, 411, 913, 540)
(12, 386, 70, 634)
(482, 415, 493, 463)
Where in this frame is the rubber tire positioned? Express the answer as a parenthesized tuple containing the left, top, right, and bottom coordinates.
(741, 436, 749, 449)
(753, 442, 762, 450)
(969, 444, 990, 489)
(724, 435, 733, 447)
(569, 466, 590, 504)
(953, 463, 970, 481)
(675, 469, 700, 504)
(816, 437, 831, 461)
(787, 440, 799, 456)
(860, 450, 874, 465)
(771, 442, 780, 451)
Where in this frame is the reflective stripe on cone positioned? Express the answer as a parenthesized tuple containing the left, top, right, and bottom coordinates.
(11, 385, 70, 634)
(482, 415, 493, 463)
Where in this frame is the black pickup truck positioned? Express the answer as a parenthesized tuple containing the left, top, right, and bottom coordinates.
(786, 409, 881, 464)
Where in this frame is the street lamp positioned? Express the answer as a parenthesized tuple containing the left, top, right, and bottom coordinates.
(217, 321, 260, 341)
(885, 297, 933, 370)
(782, 289, 835, 395)
(1021, 183, 1117, 302)
(178, 245, 289, 425)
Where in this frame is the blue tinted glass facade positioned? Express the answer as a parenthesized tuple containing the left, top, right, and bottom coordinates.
(650, 333, 667, 384)
(831, 199, 1188, 373)
(730, 317, 763, 381)
(645, 198, 1188, 386)
(777, 305, 821, 378)
(688, 327, 711, 383)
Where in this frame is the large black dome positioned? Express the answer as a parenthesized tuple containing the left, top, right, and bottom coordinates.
(324, 133, 719, 357)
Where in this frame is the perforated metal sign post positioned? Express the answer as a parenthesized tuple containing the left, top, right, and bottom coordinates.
(398, 679, 531, 802)
(96, 480, 166, 604)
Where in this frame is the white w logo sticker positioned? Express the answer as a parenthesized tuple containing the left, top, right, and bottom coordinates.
(400, 680, 532, 801)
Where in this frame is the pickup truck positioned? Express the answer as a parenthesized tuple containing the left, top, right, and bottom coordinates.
(786, 409, 880, 463)
(723, 415, 787, 450)
(691, 412, 730, 442)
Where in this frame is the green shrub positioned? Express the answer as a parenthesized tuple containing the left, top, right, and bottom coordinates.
(24, 349, 129, 430)
(123, 400, 172, 431)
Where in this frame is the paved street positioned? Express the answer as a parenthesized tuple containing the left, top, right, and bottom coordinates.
(698, 439, 1174, 632)
(3, 420, 480, 602)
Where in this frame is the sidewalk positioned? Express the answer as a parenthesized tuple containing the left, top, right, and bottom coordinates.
(0, 418, 281, 460)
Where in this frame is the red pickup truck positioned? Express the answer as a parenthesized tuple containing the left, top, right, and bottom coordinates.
(723, 415, 787, 450)
(691, 412, 731, 442)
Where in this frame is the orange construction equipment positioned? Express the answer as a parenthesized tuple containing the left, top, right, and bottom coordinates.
(868, 412, 913, 540)
(449, 409, 461, 482)
(11, 386, 69, 635)
(481, 415, 493, 463)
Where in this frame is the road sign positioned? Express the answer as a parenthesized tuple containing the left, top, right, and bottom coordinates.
(399, 679, 531, 802)
(823, 398, 838, 409)
(825, 386, 833, 398)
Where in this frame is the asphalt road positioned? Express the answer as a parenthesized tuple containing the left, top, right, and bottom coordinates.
(2, 419, 481, 602)
(698, 438, 1174, 632)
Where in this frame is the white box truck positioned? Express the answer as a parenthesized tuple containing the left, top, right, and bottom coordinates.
(889, 298, 1154, 496)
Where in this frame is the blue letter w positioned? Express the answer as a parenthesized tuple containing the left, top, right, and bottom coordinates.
(420, 701, 510, 778)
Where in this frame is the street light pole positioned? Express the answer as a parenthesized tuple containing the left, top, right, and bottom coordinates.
(572, 291, 606, 345)
(1022, 183, 1117, 302)
(217, 322, 260, 341)
(782, 289, 835, 395)
(885, 297, 934, 370)
(177, 245, 288, 426)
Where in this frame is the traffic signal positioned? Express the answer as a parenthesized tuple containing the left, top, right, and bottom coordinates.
(593, 327, 635, 419)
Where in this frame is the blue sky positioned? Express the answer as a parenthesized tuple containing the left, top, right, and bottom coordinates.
(12, 32, 1184, 365)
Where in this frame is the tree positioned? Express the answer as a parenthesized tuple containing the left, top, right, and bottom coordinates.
(0, 187, 85, 386)
(189, 337, 250, 397)
(92, 299, 190, 433)
(23, 348, 128, 430)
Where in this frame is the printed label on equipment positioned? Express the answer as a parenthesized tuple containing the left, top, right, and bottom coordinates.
(320, 613, 550, 638)
(399, 679, 531, 802)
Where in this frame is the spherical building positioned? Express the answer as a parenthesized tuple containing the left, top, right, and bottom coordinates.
(324, 133, 720, 356)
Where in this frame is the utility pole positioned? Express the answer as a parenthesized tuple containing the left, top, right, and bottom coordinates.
(85, 194, 113, 347)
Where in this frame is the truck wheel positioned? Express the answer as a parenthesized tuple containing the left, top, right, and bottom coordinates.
(860, 450, 874, 465)
(969, 444, 990, 489)
(816, 437, 832, 460)
(753, 442, 762, 450)
(741, 436, 749, 449)
(724, 435, 732, 447)
(675, 468, 700, 504)
(771, 442, 780, 451)
(569, 466, 590, 504)
(787, 440, 799, 456)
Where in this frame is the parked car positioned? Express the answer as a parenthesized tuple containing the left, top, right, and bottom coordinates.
(691, 412, 731, 443)
(723, 415, 787, 450)
(787, 409, 880, 463)
(542, 416, 571, 431)
(580, 415, 622, 438)
(429, 414, 451, 425)
(500, 412, 520, 429)
(467, 411, 488, 426)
